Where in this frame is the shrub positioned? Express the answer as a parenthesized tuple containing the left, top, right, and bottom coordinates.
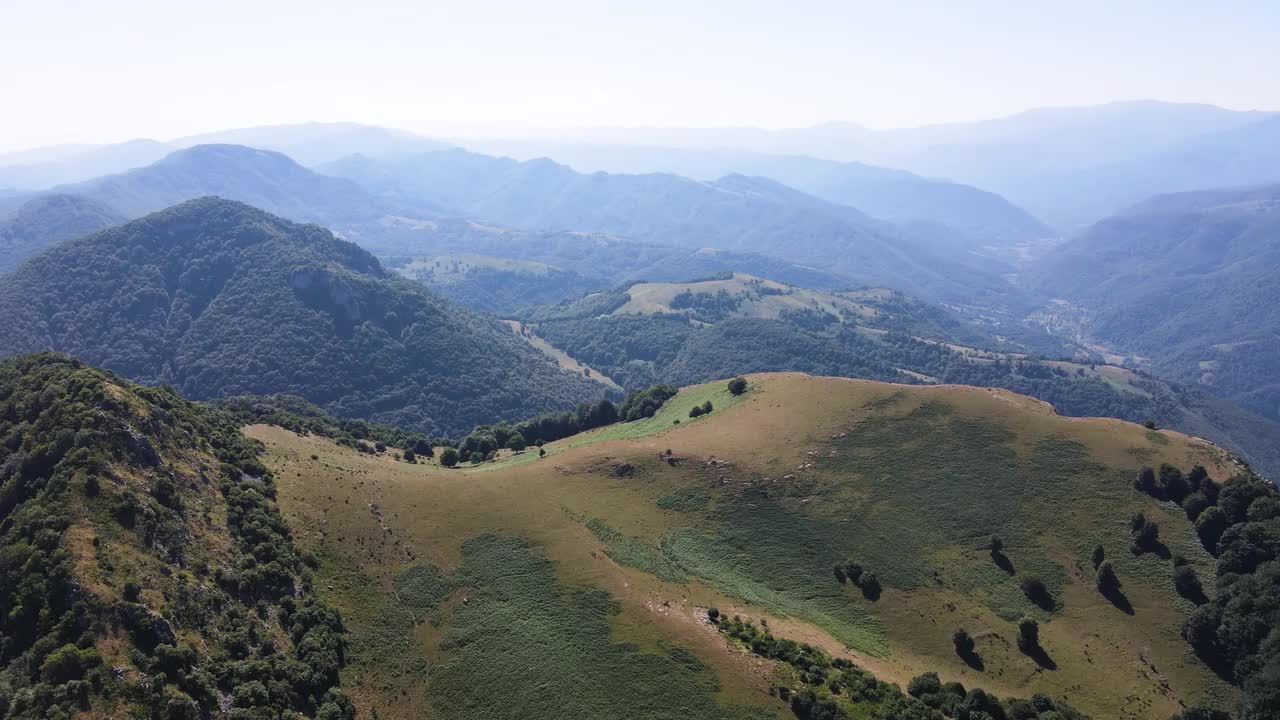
(1194, 506, 1228, 552)
(506, 432, 527, 451)
(439, 447, 460, 467)
(859, 572, 881, 600)
(1095, 561, 1119, 593)
(907, 672, 941, 698)
(403, 448, 416, 463)
(844, 563, 864, 584)
(1182, 492, 1210, 521)
(1173, 566, 1204, 601)
(701, 400, 713, 414)
(1134, 466, 1157, 493)
(989, 535, 1004, 554)
(1017, 617, 1039, 652)
(689, 405, 705, 418)
(1130, 511, 1148, 532)
(952, 629, 975, 657)
(1160, 464, 1189, 501)
(1020, 576, 1052, 608)
(1132, 519, 1160, 551)
(40, 644, 101, 683)
(728, 377, 748, 395)
(1091, 543, 1105, 569)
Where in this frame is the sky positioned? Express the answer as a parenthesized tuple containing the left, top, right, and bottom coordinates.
(2, 0, 1278, 152)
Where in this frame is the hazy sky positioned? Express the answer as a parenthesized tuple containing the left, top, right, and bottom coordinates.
(2, 0, 1278, 152)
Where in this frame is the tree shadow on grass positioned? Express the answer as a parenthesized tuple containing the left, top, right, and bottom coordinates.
(990, 550, 1015, 575)
(1174, 583, 1208, 606)
(1101, 585, 1135, 615)
(1132, 539, 1172, 560)
(957, 649, 985, 671)
(1020, 643, 1058, 671)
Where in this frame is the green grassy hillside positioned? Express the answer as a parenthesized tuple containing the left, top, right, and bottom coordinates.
(255, 373, 1245, 719)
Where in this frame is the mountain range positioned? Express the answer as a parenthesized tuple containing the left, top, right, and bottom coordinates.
(479, 101, 1280, 230)
(320, 149, 1026, 306)
(0, 122, 453, 190)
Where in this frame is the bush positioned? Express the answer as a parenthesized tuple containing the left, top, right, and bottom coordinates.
(1132, 519, 1160, 551)
(907, 672, 941, 698)
(1173, 566, 1204, 601)
(688, 405, 705, 418)
(1017, 617, 1039, 652)
(844, 563, 864, 584)
(1182, 492, 1210, 521)
(727, 377, 748, 395)
(506, 432, 527, 451)
(988, 535, 1004, 554)
(1134, 466, 1157, 493)
(40, 644, 101, 683)
(1020, 576, 1053, 608)
(952, 629, 975, 657)
(1095, 561, 1119, 593)
(1195, 506, 1228, 552)
(1091, 543, 1105, 569)
(1130, 511, 1148, 532)
(859, 572, 881, 600)
(1160, 464, 1189, 501)
(440, 447, 460, 467)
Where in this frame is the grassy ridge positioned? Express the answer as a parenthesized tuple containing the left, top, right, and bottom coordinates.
(260, 374, 1241, 719)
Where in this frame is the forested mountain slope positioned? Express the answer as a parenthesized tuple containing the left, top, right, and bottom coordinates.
(0, 198, 603, 436)
(0, 193, 124, 271)
(1030, 184, 1280, 422)
(0, 353, 357, 719)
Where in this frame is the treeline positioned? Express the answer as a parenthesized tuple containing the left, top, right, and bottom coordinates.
(1136, 465, 1280, 719)
(709, 610, 1086, 720)
(454, 384, 680, 464)
(669, 288, 745, 323)
(215, 393, 440, 456)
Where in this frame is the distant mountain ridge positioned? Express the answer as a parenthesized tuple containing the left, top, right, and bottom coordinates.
(0, 122, 454, 190)
(320, 149, 1028, 307)
(59, 144, 393, 224)
(480, 101, 1279, 230)
(454, 140, 1054, 250)
(1029, 183, 1280, 421)
(0, 197, 604, 436)
(0, 193, 124, 271)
